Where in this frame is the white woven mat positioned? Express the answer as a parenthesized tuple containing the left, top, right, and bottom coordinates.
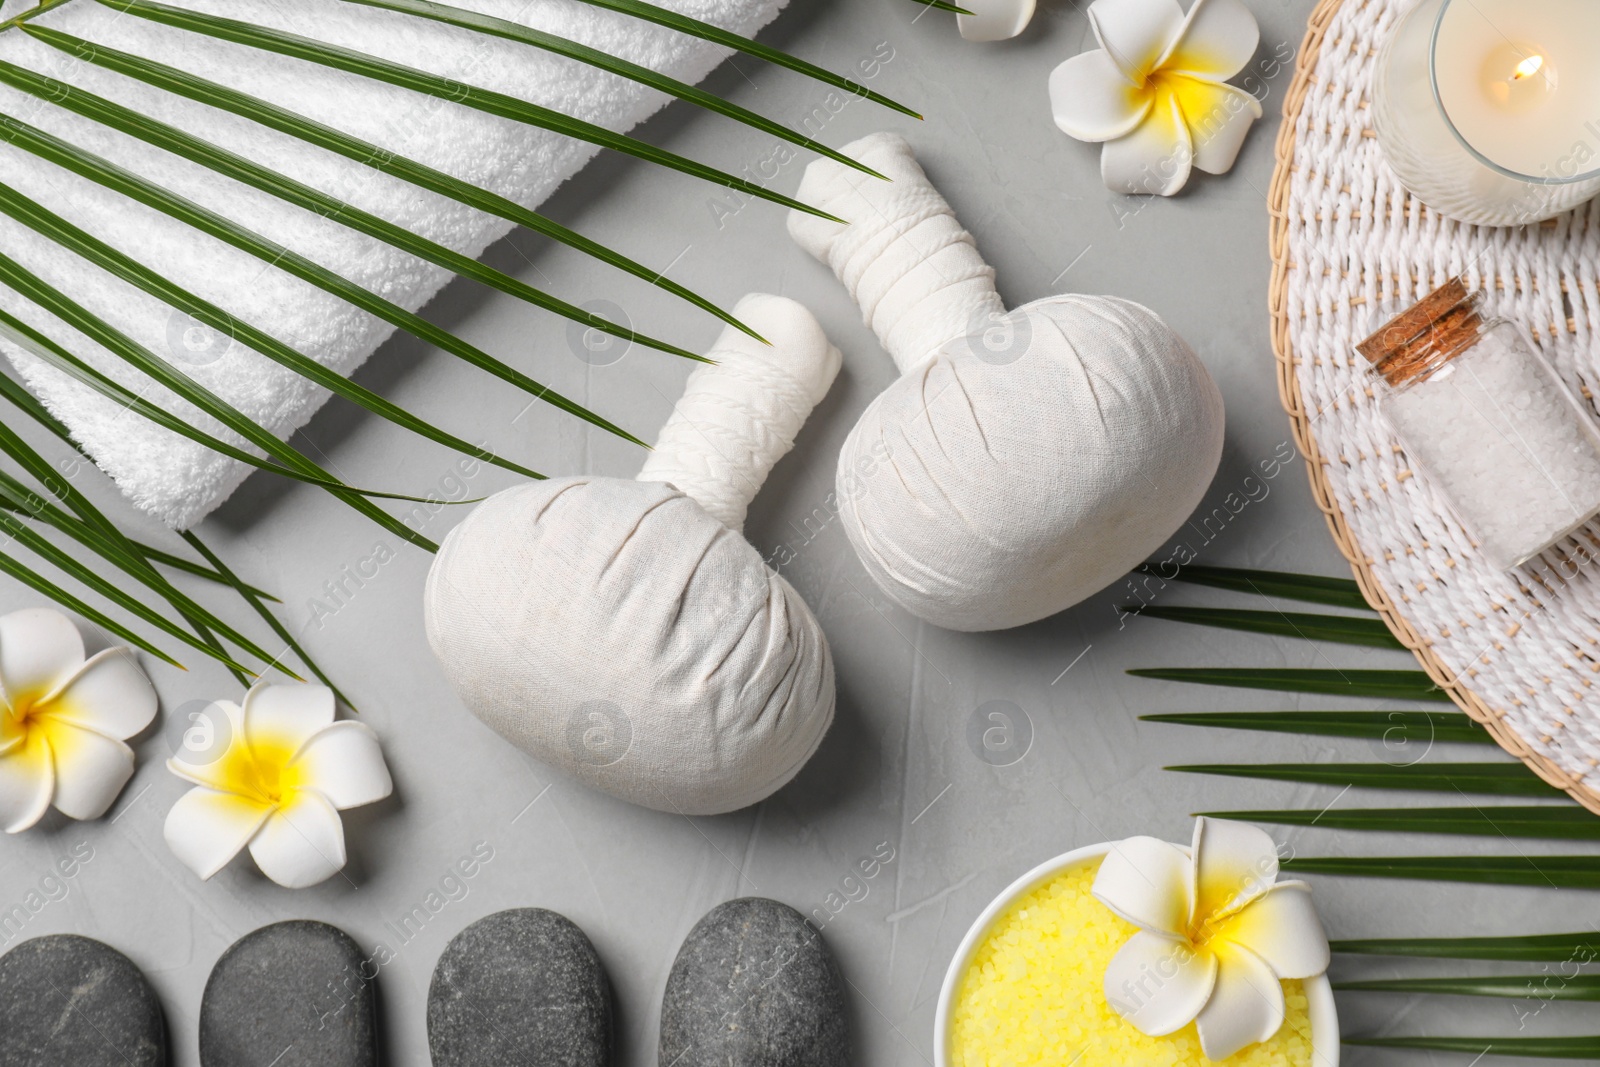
(1271, 0, 1600, 809)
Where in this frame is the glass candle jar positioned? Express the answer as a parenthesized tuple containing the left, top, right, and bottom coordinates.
(1370, 0, 1600, 227)
(1359, 278, 1600, 570)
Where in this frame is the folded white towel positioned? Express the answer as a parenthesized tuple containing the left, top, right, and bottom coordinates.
(0, 0, 785, 528)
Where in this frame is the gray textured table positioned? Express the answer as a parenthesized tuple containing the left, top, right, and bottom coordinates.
(3, 1, 1592, 1064)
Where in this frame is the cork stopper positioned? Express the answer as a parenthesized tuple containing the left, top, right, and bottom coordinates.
(1357, 277, 1485, 387)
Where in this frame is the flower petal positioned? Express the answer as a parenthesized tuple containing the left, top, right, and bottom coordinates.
(41, 648, 157, 741)
(1171, 75, 1262, 175)
(248, 789, 347, 889)
(166, 700, 245, 792)
(1092, 836, 1193, 936)
(287, 721, 392, 811)
(1104, 930, 1217, 1036)
(1101, 90, 1192, 195)
(957, 0, 1037, 42)
(41, 719, 134, 821)
(1191, 817, 1278, 930)
(1213, 881, 1330, 979)
(0, 731, 53, 833)
(244, 682, 334, 757)
(0, 608, 84, 712)
(1195, 941, 1286, 1060)
(1050, 49, 1154, 142)
(164, 786, 272, 880)
(1160, 0, 1260, 80)
(1089, 0, 1185, 82)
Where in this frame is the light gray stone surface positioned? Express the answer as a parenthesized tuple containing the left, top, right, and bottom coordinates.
(0, 1, 1594, 1064)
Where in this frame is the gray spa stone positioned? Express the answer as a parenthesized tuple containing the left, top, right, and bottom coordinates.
(199, 920, 375, 1067)
(660, 898, 848, 1067)
(427, 908, 612, 1067)
(0, 934, 165, 1066)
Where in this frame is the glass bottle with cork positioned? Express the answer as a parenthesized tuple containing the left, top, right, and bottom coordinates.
(1358, 277, 1600, 570)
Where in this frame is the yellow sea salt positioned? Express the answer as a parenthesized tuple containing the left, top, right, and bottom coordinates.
(949, 861, 1312, 1067)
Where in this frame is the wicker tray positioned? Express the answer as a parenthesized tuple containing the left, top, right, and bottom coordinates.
(1270, 0, 1600, 812)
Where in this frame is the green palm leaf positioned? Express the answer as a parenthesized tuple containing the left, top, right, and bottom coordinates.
(0, 108, 659, 442)
(0, 180, 552, 481)
(1344, 1034, 1600, 1058)
(96, 0, 843, 224)
(341, 0, 886, 183)
(1141, 710, 1492, 744)
(0, 308, 434, 508)
(1167, 762, 1561, 796)
(1331, 932, 1600, 961)
(1128, 667, 1450, 701)
(1282, 854, 1600, 888)
(1335, 975, 1600, 1000)
(0, 468, 287, 672)
(0, 546, 182, 668)
(181, 530, 353, 711)
(1122, 605, 1403, 648)
(0, 262, 441, 550)
(0, 58, 693, 370)
(565, 0, 920, 118)
(1199, 806, 1599, 839)
(7, 36, 758, 343)
(1136, 563, 1371, 610)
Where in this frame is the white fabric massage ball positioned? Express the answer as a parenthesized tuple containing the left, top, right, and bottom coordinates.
(424, 295, 840, 815)
(790, 133, 1225, 632)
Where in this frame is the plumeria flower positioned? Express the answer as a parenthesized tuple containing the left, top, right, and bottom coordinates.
(165, 682, 391, 889)
(1049, 0, 1263, 195)
(957, 0, 1037, 42)
(1092, 817, 1329, 1061)
(0, 608, 157, 833)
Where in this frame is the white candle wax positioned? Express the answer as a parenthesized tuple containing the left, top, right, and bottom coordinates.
(1434, 0, 1600, 181)
(1371, 0, 1600, 226)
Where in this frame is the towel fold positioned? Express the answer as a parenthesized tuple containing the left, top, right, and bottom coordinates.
(0, 0, 785, 528)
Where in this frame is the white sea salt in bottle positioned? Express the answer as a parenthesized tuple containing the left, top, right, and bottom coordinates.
(1358, 277, 1600, 570)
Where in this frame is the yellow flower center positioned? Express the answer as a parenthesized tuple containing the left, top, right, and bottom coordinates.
(214, 733, 302, 807)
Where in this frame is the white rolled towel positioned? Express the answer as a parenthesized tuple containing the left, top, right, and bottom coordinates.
(0, 0, 786, 529)
(425, 294, 840, 815)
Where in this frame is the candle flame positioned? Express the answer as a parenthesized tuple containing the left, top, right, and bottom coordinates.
(1512, 54, 1544, 81)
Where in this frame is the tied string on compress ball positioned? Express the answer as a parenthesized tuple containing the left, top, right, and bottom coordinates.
(423, 294, 840, 815)
(790, 133, 1227, 633)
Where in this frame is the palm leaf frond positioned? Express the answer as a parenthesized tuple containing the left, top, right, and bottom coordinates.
(1335, 975, 1600, 1000)
(1331, 932, 1600, 961)
(1141, 710, 1492, 744)
(568, 0, 921, 117)
(95, 0, 844, 223)
(1282, 854, 1600, 888)
(1344, 1034, 1600, 1058)
(342, 0, 886, 182)
(1200, 806, 1599, 839)
(1123, 605, 1403, 648)
(1128, 667, 1450, 701)
(1136, 563, 1371, 611)
(1167, 762, 1561, 796)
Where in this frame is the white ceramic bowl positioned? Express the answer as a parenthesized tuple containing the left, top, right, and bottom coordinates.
(934, 842, 1340, 1067)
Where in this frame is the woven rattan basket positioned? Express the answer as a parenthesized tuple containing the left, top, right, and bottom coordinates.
(1270, 0, 1600, 813)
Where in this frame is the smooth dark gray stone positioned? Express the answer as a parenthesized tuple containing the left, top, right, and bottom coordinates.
(199, 920, 374, 1067)
(428, 908, 612, 1067)
(0, 934, 164, 1066)
(660, 898, 848, 1067)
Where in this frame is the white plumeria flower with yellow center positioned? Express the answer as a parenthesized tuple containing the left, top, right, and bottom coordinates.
(164, 682, 391, 889)
(1092, 816, 1329, 1061)
(0, 608, 157, 833)
(1049, 0, 1263, 195)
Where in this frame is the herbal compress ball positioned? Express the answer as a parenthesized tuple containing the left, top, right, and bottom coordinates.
(424, 295, 839, 815)
(789, 133, 1225, 632)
